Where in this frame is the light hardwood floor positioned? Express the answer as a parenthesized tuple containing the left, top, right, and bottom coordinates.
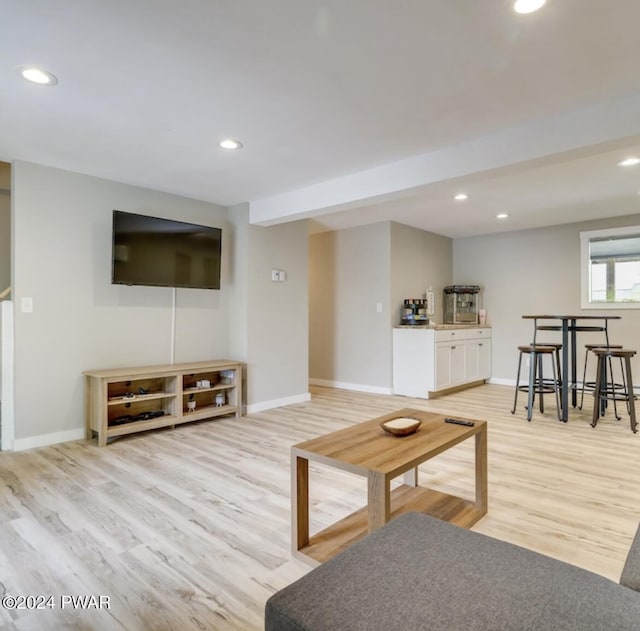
(0, 383, 639, 630)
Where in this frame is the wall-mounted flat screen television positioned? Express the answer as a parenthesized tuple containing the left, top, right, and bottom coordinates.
(112, 210, 222, 289)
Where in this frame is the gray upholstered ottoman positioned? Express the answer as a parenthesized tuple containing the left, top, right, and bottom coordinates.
(265, 512, 640, 631)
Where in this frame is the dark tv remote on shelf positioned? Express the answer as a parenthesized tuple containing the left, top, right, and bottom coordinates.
(444, 418, 475, 427)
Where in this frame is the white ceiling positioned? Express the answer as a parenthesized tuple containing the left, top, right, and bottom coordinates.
(2, 0, 640, 237)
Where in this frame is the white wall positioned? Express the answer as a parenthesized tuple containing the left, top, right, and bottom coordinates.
(453, 213, 640, 383)
(0, 162, 10, 294)
(309, 221, 453, 393)
(12, 161, 230, 446)
(227, 203, 249, 366)
(0, 163, 7, 442)
(8, 162, 312, 447)
(309, 220, 455, 392)
(1, 301, 14, 450)
(309, 222, 392, 393)
(245, 219, 309, 410)
(309, 214, 640, 396)
(212, 202, 311, 412)
(390, 222, 452, 325)
(20, 157, 640, 446)
(308, 230, 337, 384)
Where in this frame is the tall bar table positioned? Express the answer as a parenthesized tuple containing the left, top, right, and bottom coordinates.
(522, 315, 621, 422)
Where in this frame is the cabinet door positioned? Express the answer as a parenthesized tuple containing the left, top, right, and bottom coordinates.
(435, 343, 452, 389)
(436, 342, 467, 388)
(464, 341, 480, 381)
(450, 343, 466, 384)
(478, 339, 491, 379)
(464, 339, 492, 381)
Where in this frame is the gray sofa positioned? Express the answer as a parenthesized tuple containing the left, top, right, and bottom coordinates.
(265, 512, 640, 631)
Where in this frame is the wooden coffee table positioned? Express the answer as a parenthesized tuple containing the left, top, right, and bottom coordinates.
(291, 408, 487, 564)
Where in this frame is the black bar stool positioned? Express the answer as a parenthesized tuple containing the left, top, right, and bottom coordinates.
(579, 343, 624, 410)
(531, 324, 564, 396)
(535, 341, 562, 390)
(512, 345, 561, 422)
(591, 348, 637, 433)
(535, 322, 609, 408)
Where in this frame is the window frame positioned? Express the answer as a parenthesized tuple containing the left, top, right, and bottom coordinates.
(580, 225, 640, 309)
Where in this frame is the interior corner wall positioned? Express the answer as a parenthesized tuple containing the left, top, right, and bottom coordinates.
(308, 230, 336, 384)
(309, 222, 392, 392)
(244, 219, 309, 410)
(453, 213, 640, 383)
(389, 221, 453, 325)
(0, 194, 9, 293)
(0, 162, 10, 293)
(227, 203, 249, 364)
(11, 160, 230, 447)
(227, 206, 310, 411)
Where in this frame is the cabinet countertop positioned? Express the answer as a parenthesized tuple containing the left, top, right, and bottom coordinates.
(394, 324, 491, 330)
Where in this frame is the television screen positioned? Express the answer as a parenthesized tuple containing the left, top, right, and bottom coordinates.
(112, 210, 222, 289)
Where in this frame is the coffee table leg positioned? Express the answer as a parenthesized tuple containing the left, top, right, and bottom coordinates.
(475, 427, 488, 514)
(292, 454, 309, 553)
(367, 471, 390, 533)
(403, 467, 418, 487)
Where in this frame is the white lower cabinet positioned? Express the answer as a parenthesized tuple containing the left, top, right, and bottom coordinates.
(435, 342, 466, 390)
(435, 342, 453, 390)
(464, 338, 480, 382)
(464, 336, 491, 382)
(393, 327, 491, 399)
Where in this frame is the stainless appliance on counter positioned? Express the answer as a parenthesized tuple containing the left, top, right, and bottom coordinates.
(400, 298, 428, 325)
(443, 285, 481, 324)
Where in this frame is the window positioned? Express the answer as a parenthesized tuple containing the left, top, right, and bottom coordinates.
(581, 226, 640, 309)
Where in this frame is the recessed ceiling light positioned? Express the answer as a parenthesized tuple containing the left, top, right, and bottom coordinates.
(496, 213, 509, 219)
(454, 193, 469, 201)
(17, 66, 58, 86)
(514, 0, 546, 14)
(219, 139, 243, 150)
(618, 157, 640, 167)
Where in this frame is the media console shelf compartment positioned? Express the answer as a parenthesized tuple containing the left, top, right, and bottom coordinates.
(84, 360, 243, 446)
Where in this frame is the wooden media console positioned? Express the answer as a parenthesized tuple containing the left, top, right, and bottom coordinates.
(84, 359, 243, 446)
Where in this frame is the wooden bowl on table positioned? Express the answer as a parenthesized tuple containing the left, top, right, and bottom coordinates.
(380, 416, 422, 436)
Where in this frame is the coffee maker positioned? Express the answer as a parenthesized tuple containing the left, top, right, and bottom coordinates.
(400, 298, 428, 325)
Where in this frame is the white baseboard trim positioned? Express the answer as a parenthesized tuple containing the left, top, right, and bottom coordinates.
(488, 377, 516, 387)
(309, 378, 393, 396)
(247, 392, 311, 414)
(13, 427, 87, 452)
